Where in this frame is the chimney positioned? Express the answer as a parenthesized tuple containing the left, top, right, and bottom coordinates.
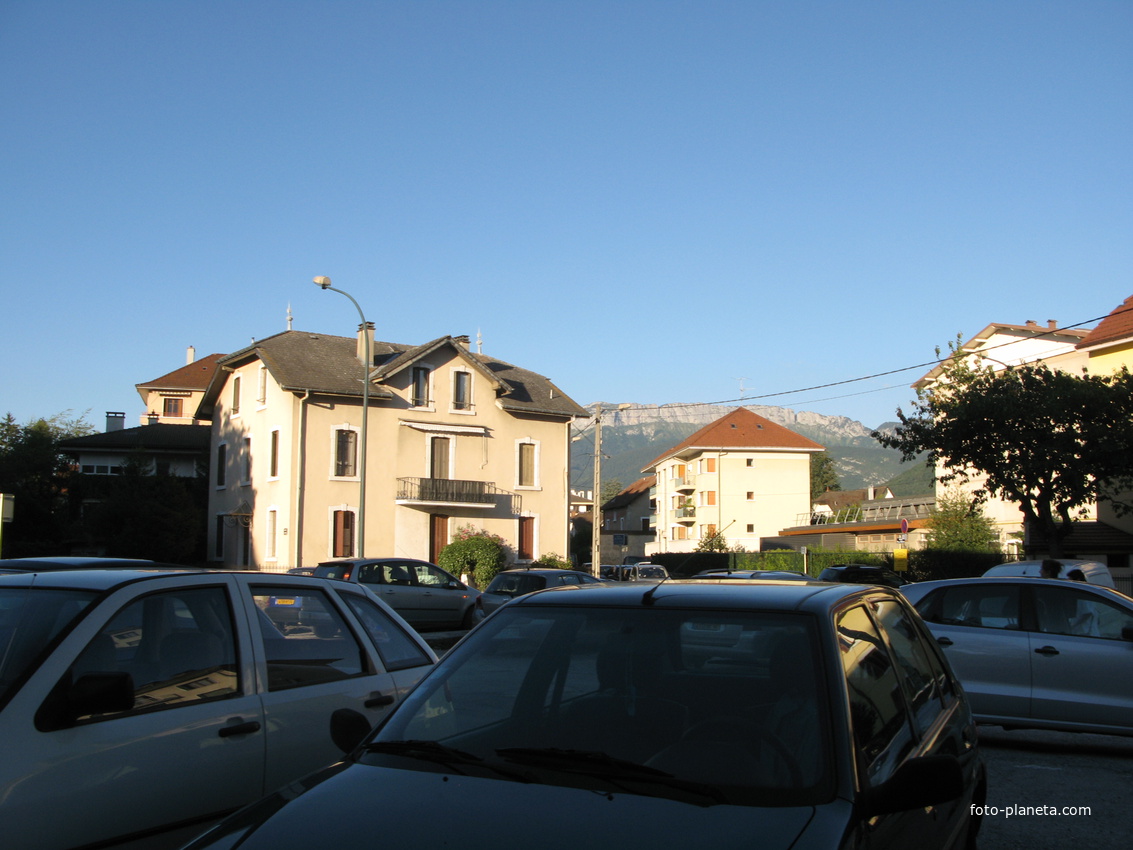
(867, 485, 876, 500)
(147, 413, 159, 426)
(356, 322, 375, 364)
(106, 412, 125, 432)
(454, 334, 471, 351)
(1047, 320, 1057, 330)
(186, 345, 196, 365)
(1025, 320, 1039, 328)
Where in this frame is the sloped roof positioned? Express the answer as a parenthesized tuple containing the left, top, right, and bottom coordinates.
(60, 424, 211, 453)
(643, 407, 824, 471)
(136, 353, 225, 392)
(1076, 294, 1133, 351)
(602, 476, 656, 510)
(200, 330, 587, 420)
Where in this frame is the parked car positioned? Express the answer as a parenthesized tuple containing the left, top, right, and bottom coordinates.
(693, 569, 810, 581)
(0, 568, 436, 850)
(0, 556, 181, 570)
(600, 563, 670, 581)
(186, 580, 985, 850)
(476, 568, 606, 616)
(817, 563, 906, 587)
(902, 576, 1133, 736)
(982, 558, 1115, 588)
(264, 567, 321, 627)
(313, 558, 481, 630)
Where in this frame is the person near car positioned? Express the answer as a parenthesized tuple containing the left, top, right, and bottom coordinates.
(1065, 569, 1101, 636)
(1040, 559, 1061, 579)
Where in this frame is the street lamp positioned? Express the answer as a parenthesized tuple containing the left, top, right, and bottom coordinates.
(314, 276, 370, 558)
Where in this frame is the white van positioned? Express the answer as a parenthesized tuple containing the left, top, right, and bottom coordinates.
(982, 558, 1115, 588)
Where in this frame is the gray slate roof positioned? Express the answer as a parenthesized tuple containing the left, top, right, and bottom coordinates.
(202, 330, 587, 420)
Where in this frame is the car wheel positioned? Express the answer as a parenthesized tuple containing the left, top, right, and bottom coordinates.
(461, 605, 483, 630)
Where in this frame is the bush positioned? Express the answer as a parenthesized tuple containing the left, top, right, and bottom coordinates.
(534, 552, 573, 569)
(437, 526, 507, 589)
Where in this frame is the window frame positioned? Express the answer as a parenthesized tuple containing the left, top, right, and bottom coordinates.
(333, 426, 359, 479)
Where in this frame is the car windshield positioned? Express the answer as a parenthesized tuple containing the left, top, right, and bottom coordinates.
(0, 587, 99, 703)
(485, 574, 546, 597)
(367, 604, 833, 807)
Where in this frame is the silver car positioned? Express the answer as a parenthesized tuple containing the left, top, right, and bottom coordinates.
(902, 576, 1133, 736)
(314, 558, 481, 630)
(476, 568, 605, 616)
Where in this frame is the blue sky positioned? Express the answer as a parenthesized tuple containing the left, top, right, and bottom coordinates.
(3, 1, 1130, 430)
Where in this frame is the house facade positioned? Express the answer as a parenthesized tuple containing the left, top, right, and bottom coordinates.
(135, 347, 224, 426)
(598, 476, 656, 564)
(197, 328, 587, 570)
(643, 408, 823, 554)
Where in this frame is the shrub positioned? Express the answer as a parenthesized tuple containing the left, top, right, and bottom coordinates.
(534, 552, 573, 569)
(437, 526, 507, 588)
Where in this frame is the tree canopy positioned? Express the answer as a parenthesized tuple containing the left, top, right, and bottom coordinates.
(810, 451, 841, 501)
(873, 348, 1133, 558)
(924, 489, 1000, 552)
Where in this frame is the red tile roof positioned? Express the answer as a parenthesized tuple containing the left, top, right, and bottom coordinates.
(136, 353, 225, 391)
(644, 407, 824, 470)
(1077, 294, 1133, 350)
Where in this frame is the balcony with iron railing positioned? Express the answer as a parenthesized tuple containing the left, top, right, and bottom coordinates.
(397, 477, 509, 507)
(672, 505, 696, 523)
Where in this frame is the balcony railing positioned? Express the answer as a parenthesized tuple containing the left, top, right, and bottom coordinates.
(671, 474, 694, 491)
(672, 506, 696, 522)
(397, 477, 504, 506)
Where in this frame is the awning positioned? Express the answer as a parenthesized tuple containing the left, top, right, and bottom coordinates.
(400, 421, 489, 436)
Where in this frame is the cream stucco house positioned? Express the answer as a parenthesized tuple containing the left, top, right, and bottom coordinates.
(197, 327, 587, 570)
(643, 407, 823, 554)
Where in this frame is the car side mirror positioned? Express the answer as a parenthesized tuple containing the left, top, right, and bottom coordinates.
(861, 755, 964, 817)
(330, 708, 373, 754)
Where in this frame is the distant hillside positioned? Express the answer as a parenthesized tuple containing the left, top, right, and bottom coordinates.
(571, 403, 930, 497)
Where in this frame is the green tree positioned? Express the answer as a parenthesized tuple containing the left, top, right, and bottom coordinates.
(0, 411, 95, 556)
(924, 490, 1000, 552)
(599, 478, 625, 507)
(810, 451, 840, 500)
(873, 345, 1133, 558)
(695, 530, 729, 552)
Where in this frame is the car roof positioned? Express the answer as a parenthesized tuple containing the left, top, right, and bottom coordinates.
(0, 568, 344, 592)
(496, 568, 589, 576)
(0, 556, 166, 570)
(902, 575, 1131, 603)
(506, 578, 882, 613)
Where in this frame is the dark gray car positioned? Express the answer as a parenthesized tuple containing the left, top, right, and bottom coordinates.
(476, 568, 605, 616)
(185, 580, 986, 850)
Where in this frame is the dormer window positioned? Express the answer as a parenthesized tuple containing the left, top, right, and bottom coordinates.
(452, 370, 472, 412)
(411, 367, 431, 408)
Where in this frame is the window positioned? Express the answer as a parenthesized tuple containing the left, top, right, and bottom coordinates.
(430, 437, 451, 479)
(411, 366, 431, 407)
(215, 444, 227, 487)
(333, 510, 355, 558)
(1033, 586, 1133, 639)
(700, 491, 716, 506)
(257, 365, 268, 403)
(339, 592, 432, 671)
(836, 604, 914, 783)
(269, 430, 280, 478)
(746, 458, 754, 467)
(746, 491, 754, 501)
(163, 397, 183, 417)
(231, 375, 241, 415)
(518, 516, 535, 560)
(673, 526, 688, 540)
(518, 441, 537, 488)
(214, 516, 224, 559)
(252, 589, 365, 691)
(922, 585, 1021, 631)
(641, 518, 650, 531)
(242, 437, 252, 484)
(871, 599, 944, 735)
(335, 429, 357, 478)
(704, 458, 716, 473)
(61, 587, 239, 724)
(452, 370, 472, 411)
(266, 509, 278, 560)
(703, 524, 717, 538)
(746, 524, 755, 533)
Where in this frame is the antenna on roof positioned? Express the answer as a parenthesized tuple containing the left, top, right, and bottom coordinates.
(287, 303, 293, 330)
(734, 377, 749, 399)
(476, 329, 483, 353)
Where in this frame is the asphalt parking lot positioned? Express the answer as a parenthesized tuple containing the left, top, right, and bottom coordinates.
(976, 726, 1133, 849)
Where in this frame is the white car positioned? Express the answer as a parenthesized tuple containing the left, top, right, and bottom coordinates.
(982, 558, 1115, 588)
(0, 568, 437, 850)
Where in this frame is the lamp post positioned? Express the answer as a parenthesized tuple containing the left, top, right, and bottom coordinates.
(313, 276, 370, 557)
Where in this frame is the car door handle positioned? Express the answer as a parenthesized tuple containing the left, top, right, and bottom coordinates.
(936, 636, 954, 646)
(365, 692, 395, 708)
(218, 720, 262, 738)
(1034, 645, 1060, 656)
